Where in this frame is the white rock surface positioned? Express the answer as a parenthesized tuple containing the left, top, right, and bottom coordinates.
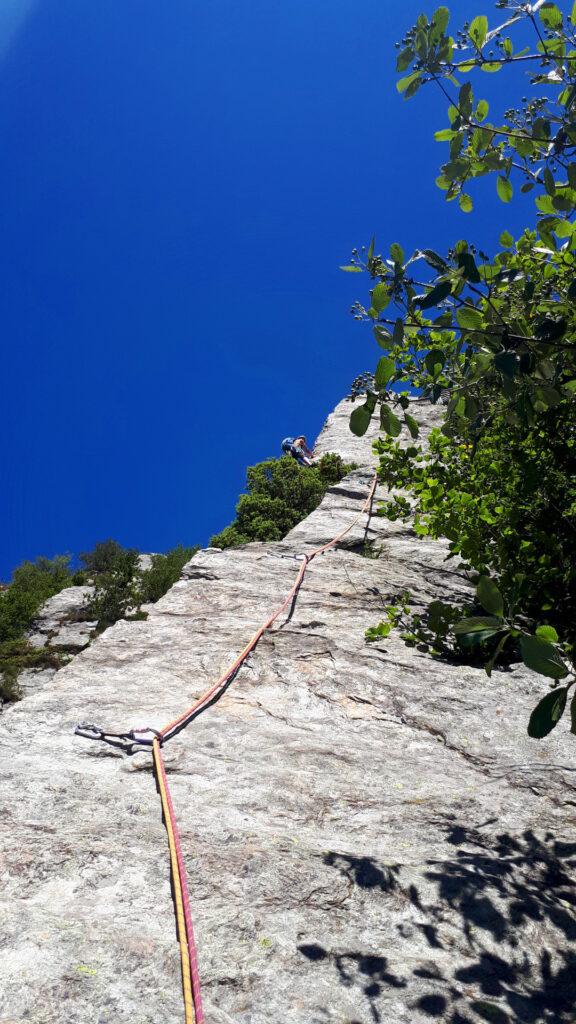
(0, 399, 574, 1024)
(26, 585, 96, 651)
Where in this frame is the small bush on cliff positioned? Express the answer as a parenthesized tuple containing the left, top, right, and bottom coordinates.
(210, 453, 353, 549)
(138, 546, 198, 604)
(0, 555, 73, 644)
(86, 548, 141, 631)
(0, 555, 74, 701)
(84, 543, 198, 631)
(80, 539, 128, 575)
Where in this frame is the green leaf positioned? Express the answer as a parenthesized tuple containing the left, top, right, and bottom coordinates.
(404, 413, 419, 439)
(372, 282, 390, 313)
(340, 265, 362, 273)
(528, 687, 568, 739)
(499, 230, 514, 247)
(476, 576, 504, 617)
(374, 325, 392, 349)
(457, 251, 481, 282)
(536, 386, 563, 408)
(397, 72, 422, 95)
(390, 242, 404, 265)
(380, 404, 402, 437)
(543, 168, 556, 195)
(534, 316, 567, 341)
(539, 3, 563, 30)
(520, 635, 569, 680)
(536, 195, 556, 214)
(495, 351, 518, 378)
(533, 117, 551, 140)
(572, 0, 576, 26)
(468, 15, 488, 49)
(456, 306, 483, 331)
(480, 61, 502, 72)
(435, 128, 457, 142)
(393, 318, 404, 345)
(555, 219, 575, 239)
(415, 280, 452, 309)
(536, 625, 559, 643)
(375, 355, 395, 389)
(366, 621, 392, 642)
(431, 6, 450, 38)
(350, 403, 372, 437)
(424, 348, 445, 377)
(396, 47, 414, 72)
(497, 176, 513, 203)
(420, 249, 449, 271)
(454, 615, 503, 647)
(475, 99, 489, 122)
(367, 236, 375, 262)
(458, 82, 473, 118)
(459, 192, 473, 213)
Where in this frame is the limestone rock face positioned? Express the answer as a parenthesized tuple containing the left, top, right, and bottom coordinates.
(1, 399, 574, 1024)
(26, 585, 96, 651)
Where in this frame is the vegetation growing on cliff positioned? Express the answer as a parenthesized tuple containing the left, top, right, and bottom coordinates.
(0, 556, 80, 701)
(0, 542, 198, 699)
(84, 543, 198, 632)
(1, 452, 351, 698)
(349, 1, 576, 737)
(210, 453, 353, 548)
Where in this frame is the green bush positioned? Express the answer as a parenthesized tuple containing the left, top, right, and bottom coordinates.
(0, 555, 73, 644)
(79, 539, 128, 575)
(210, 453, 353, 549)
(86, 548, 141, 631)
(138, 545, 198, 604)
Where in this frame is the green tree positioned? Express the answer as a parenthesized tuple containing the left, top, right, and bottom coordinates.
(0, 555, 72, 644)
(344, 2, 576, 738)
(210, 453, 353, 548)
(87, 548, 141, 630)
(0, 554, 73, 702)
(138, 545, 198, 604)
(80, 539, 128, 575)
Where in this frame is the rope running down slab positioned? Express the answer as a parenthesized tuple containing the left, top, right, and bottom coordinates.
(76, 469, 378, 1023)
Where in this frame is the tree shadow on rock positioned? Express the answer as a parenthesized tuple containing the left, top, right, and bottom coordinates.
(297, 822, 576, 1023)
(298, 942, 406, 1023)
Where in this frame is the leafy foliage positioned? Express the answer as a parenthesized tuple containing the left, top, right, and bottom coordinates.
(0, 556, 73, 644)
(345, 2, 576, 737)
(138, 545, 198, 604)
(80, 539, 128, 575)
(0, 555, 75, 701)
(85, 548, 141, 631)
(210, 453, 354, 549)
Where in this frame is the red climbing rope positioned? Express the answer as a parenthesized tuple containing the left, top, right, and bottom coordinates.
(76, 468, 379, 1023)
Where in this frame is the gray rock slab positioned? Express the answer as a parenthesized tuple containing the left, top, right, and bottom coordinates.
(26, 585, 96, 652)
(0, 400, 574, 1024)
(16, 667, 60, 698)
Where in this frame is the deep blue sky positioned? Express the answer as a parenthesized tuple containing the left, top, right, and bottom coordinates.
(0, 0, 534, 578)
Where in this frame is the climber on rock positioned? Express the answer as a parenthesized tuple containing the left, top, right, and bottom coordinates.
(281, 435, 314, 467)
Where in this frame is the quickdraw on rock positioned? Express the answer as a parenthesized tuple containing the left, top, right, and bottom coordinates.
(75, 469, 378, 1023)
